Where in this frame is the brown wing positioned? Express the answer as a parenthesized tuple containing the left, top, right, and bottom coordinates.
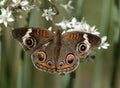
(12, 27, 54, 52)
(55, 31, 101, 74)
(12, 27, 59, 73)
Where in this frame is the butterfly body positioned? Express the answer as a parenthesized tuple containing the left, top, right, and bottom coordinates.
(12, 27, 101, 74)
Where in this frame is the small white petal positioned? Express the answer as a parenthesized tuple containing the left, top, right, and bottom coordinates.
(7, 17, 14, 22)
(67, 29, 74, 32)
(45, 16, 49, 21)
(12, 0, 16, 3)
(98, 36, 110, 49)
(20, 1, 29, 6)
(62, 31, 66, 34)
(7, 11, 12, 17)
(0, 19, 3, 23)
(12, 0, 20, 3)
(71, 17, 77, 23)
(103, 43, 110, 48)
(90, 30, 100, 35)
(91, 26, 95, 31)
(1, 8, 6, 15)
(4, 21, 7, 27)
(102, 46, 108, 49)
(62, 0, 74, 12)
(98, 47, 101, 49)
(56, 20, 69, 29)
(48, 27, 52, 31)
(102, 36, 107, 42)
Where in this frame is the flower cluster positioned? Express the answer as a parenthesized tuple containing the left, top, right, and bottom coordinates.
(0, 0, 109, 50)
(42, 0, 74, 21)
(56, 17, 109, 49)
(0, 0, 33, 27)
(0, 0, 74, 27)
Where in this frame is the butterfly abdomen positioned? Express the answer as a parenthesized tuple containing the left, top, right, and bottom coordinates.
(54, 30, 62, 62)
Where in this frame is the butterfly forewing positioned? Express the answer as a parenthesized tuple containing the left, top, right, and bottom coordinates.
(12, 27, 54, 52)
(61, 31, 101, 62)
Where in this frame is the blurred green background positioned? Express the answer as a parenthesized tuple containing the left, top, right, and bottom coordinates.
(0, 0, 120, 88)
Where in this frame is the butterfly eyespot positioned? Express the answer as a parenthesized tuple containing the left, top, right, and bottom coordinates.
(25, 37, 34, 47)
(66, 54, 75, 64)
(59, 62, 64, 67)
(79, 43, 87, 52)
(47, 60, 53, 66)
(37, 51, 46, 62)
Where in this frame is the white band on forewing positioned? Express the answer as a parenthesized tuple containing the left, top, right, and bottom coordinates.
(83, 34, 91, 50)
(22, 28, 32, 44)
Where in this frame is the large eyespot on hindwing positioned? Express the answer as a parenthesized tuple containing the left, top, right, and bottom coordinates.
(57, 54, 76, 69)
(66, 54, 75, 64)
(31, 51, 46, 70)
(57, 53, 79, 74)
(31, 51, 56, 73)
(37, 51, 46, 62)
(32, 51, 55, 67)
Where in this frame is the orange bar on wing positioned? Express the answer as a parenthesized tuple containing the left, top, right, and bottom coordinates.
(36, 29, 40, 36)
(69, 33, 74, 39)
(42, 30, 47, 37)
(76, 33, 80, 40)
(38, 62, 56, 69)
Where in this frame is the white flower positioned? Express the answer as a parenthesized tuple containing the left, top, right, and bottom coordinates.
(61, 0, 74, 13)
(82, 25, 100, 36)
(69, 17, 80, 28)
(66, 18, 82, 31)
(12, 0, 29, 7)
(11, 0, 31, 11)
(42, 7, 56, 21)
(66, 18, 89, 32)
(68, 18, 100, 36)
(22, 4, 34, 11)
(56, 17, 100, 36)
(98, 36, 110, 49)
(88, 26, 100, 35)
(0, 8, 14, 27)
(81, 22, 100, 36)
(56, 19, 70, 29)
(0, 0, 6, 6)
